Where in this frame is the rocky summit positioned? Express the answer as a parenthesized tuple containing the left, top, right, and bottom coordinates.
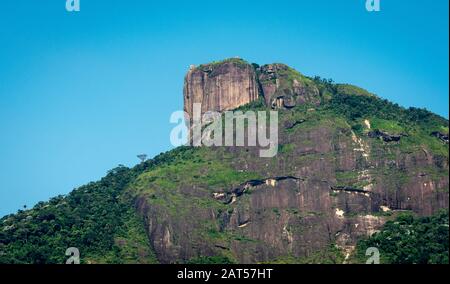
(0, 58, 448, 264)
(183, 58, 321, 119)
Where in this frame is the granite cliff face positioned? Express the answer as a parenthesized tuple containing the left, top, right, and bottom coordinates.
(183, 59, 259, 119)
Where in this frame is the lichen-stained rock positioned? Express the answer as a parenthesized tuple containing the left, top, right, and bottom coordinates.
(183, 58, 259, 119)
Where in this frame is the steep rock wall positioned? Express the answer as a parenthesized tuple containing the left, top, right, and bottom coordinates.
(183, 59, 259, 119)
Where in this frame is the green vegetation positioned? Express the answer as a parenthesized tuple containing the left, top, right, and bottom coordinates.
(234, 96, 267, 112)
(276, 64, 314, 86)
(279, 143, 295, 154)
(0, 147, 197, 264)
(326, 91, 447, 128)
(354, 210, 449, 264)
(370, 118, 405, 133)
(130, 147, 261, 215)
(186, 256, 235, 264)
(335, 84, 374, 97)
(266, 244, 345, 264)
(309, 76, 449, 159)
(197, 58, 250, 71)
(0, 166, 157, 264)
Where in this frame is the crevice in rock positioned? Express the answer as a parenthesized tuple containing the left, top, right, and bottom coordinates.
(330, 186, 372, 195)
(431, 131, 449, 144)
(238, 220, 250, 228)
(368, 130, 402, 142)
(214, 244, 230, 250)
(253, 65, 266, 102)
(213, 176, 305, 204)
(285, 119, 306, 130)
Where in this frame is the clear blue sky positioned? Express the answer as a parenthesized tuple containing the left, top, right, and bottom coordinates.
(0, 0, 448, 216)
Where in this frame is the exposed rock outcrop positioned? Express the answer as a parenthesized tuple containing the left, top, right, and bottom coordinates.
(431, 131, 449, 144)
(257, 64, 321, 109)
(368, 130, 402, 142)
(183, 59, 259, 120)
(183, 59, 322, 119)
(284, 119, 306, 130)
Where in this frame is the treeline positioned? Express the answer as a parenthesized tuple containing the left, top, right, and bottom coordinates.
(312, 76, 449, 129)
(0, 166, 136, 263)
(0, 147, 194, 264)
(354, 210, 449, 264)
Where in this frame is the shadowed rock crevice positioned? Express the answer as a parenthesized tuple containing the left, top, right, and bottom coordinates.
(214, 176, 305, 204)
(331, 186, 373, 195)
(431, 131, 449, 144)
(368, 130, 404, 142)
(284, 119, 306, 130)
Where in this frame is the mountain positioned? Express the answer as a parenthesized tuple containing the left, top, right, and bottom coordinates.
(0, 58, 448, 264)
